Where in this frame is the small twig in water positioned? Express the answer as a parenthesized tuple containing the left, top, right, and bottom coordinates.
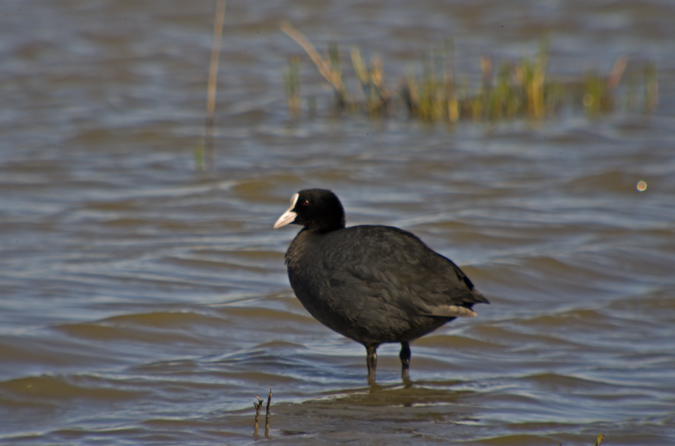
(265, 387, 272, 438)
(253, 395, 263, 438)
(253, 388, 272, 439)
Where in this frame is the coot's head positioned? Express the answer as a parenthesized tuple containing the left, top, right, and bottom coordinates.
(273, 189, 346, 232)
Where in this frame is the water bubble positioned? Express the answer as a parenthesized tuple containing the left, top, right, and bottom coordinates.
(636, 180, 647, 192)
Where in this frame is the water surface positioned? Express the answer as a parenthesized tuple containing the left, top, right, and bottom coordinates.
(1, 1, 674, 445)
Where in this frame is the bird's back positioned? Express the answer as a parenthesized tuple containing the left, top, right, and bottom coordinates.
(285, 225, 488, 345)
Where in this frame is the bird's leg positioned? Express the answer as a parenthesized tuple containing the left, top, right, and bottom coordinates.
(400, 341, 411, 385)
(366, 345, 378, 384)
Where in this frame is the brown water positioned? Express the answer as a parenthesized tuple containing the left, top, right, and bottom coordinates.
(2, 1, 675, 445)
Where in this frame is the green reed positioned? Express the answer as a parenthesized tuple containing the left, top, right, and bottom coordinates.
(283, 55, 301, 117)
(281, 23, 658, 122)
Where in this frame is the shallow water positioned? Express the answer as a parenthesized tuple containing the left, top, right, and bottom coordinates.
(1, 1, 675, 445)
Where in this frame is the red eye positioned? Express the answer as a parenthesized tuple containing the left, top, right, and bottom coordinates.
(300, 200, 310, 206)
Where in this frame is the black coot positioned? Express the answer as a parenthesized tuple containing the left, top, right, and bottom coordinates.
(274, 189, 489, 383)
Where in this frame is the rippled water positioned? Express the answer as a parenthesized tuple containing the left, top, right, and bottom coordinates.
(2, 1, 675, 445)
